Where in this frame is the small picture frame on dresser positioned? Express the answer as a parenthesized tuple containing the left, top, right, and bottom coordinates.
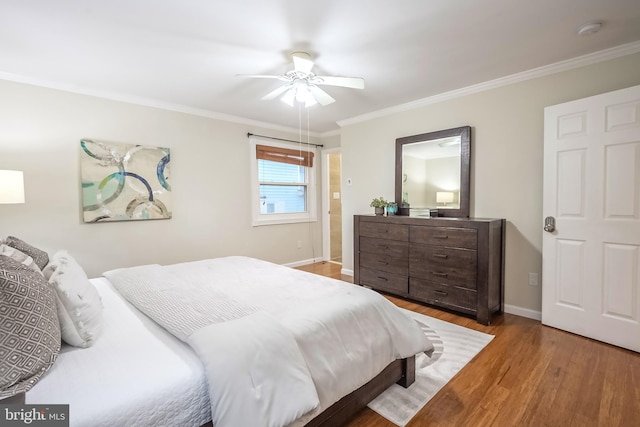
(429, 209, 438, 217)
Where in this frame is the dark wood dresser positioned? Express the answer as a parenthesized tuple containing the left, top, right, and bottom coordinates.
(354, 215, 505, 325)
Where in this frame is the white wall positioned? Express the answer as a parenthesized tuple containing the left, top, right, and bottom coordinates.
(0, 80, 323, 277)
(340, 52, 640, 314)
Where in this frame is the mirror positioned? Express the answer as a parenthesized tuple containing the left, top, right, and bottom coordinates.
(395, 126, 470, 218)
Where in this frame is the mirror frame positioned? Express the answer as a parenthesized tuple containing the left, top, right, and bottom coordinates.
(395, 125, 471, 218)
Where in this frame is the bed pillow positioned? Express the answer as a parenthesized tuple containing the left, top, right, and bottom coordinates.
(0, 244, 43, 275)
(45, 251, 102, 348)
(0, 255, 61, 399)
(4, 236, 49, 271)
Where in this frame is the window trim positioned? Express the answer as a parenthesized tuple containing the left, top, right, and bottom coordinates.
(250, 137, 318, 226)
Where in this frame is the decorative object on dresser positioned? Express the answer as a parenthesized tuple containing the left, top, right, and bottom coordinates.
(354, 215, 505, 325)
(369, 196, 389, 216)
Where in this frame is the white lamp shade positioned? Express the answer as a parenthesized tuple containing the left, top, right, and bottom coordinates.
(0, 170, 25, 204)
(436, 191, 454, 204)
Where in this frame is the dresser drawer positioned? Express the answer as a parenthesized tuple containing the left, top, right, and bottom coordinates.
(409, 278, 476, 313)
(360, 252, 408, 276)
(409, 244, 477, 289)
(360, 221, 409, 241)
(410, 226, 477, 249)
(360, 268, 408, 295)
(360, 236, 409, 258)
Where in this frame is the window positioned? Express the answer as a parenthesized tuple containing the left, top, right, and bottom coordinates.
(250, 138, 317, 226)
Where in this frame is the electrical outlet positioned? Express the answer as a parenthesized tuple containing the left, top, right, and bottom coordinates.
(528, 272, 539, 286)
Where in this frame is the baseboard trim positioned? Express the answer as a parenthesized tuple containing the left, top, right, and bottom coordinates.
(284, 257, 325, 268)
(504, 304, 542, 321)
(341, 268, 354, 277)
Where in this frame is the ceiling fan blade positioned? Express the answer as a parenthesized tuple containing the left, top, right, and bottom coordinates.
(292, 52, 314, 74)
(280, 88, 296, 106)
(236, 74, 291, 82)
(308, 85, 335, 106)
(261, 85, 292, 100)
(314, 75, 365, 89)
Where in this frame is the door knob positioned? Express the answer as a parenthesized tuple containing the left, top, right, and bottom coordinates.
(544, 216, 556, 233)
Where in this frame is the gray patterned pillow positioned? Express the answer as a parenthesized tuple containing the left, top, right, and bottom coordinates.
(0, 255, 61, 399)
(0, 244, 42, 275)
(4, 236, 49, 271)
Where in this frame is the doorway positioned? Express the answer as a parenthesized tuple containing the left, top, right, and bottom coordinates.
(322, 148, 342, 264)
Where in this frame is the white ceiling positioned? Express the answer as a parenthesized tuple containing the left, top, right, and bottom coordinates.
(2, 0, 640, 134)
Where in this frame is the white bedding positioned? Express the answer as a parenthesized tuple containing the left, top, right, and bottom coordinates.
(104, 256, 434, 427)
(26, 278, 211, 427)
(26, 257, 432, 427)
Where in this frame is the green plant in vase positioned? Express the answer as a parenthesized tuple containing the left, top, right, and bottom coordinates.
(370, 196, 388, 216)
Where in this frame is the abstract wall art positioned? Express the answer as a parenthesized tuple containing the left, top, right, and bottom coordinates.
(80, 139, 172, 222)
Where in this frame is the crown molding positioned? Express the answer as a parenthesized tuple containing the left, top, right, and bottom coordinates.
(319, 128, 342, 139)
(337, 40, 640, 128)
(0, 71, 320, 137)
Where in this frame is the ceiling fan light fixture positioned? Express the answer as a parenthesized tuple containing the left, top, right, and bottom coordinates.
(296, 85, 318, 107)
(280, 88, 296, 106)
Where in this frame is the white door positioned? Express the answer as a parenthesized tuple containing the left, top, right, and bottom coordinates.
(542, 84, 640, 353)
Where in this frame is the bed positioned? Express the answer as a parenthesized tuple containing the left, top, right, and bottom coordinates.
(3, 248, 433, 427)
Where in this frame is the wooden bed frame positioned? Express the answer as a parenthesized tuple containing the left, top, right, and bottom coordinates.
(200, 355, 415, 427)
(306, 355, 416, 426)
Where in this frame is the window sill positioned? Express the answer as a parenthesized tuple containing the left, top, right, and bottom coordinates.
(252, 215, 318, 227)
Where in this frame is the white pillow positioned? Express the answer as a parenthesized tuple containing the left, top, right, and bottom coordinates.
(46, 251, 102, 348)
(0, 244, 43, 275)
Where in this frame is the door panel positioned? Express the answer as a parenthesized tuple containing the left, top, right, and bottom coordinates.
(602, 243, 639, 321)
(543, 84, 640, 352)
(604, 142, 639, 218)
(555, 239, 585, 309)
(556, 149, 586, 217)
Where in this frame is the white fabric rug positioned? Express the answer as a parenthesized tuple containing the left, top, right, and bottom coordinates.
(368, 309, 494, 426)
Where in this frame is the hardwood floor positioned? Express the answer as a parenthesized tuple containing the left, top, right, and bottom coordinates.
(295, 262, 640, 427)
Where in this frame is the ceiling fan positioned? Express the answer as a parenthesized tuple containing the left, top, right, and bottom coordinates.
(239, 52, 365, 107)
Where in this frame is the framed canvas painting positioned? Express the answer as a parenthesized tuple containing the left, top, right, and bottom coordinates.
(80, 139, 172, 222)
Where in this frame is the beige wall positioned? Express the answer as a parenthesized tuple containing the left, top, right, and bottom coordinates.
(0, 80, 323, 277)
(340, 52, 640, 314)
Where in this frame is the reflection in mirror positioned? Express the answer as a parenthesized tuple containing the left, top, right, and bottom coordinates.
(401, 135, 461, 210)
(395, 126, 470, 218)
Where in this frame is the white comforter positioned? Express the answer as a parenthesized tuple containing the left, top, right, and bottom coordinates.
(104, 256, 433, 427)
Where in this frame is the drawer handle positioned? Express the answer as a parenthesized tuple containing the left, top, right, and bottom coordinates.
(434, 290, 448, 296)
(433, 253, 448, 259)
(434, 235, 449, 239)
(431, 272, 448, 277)
(377, 276, 388, 281)
(378, 261, 389, 265)
(379, 245, 390, 250)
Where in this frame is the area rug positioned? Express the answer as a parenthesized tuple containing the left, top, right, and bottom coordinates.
(367, 309, 494, 426)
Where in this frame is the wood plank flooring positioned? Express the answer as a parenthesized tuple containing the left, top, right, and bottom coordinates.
(295, 262, 640, 427)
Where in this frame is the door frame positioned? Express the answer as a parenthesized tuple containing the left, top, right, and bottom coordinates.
(321, 147, 341, 262)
